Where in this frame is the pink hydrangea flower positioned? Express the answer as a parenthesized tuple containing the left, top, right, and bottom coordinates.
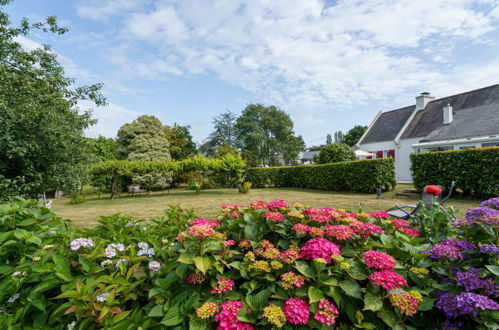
(215, 301, 254, 330)
(255, 240, 281, 259)
(238, 239, 251, 249)
(369, 270, 408, 291)
(189, 217, 220, 227)
(280, 272, 305, 289)
(314, 299, 339, 326)
(211, 278, 235, 294)
(186, 272, 205, 284)
(299, 238, 340, 263)
(369, 211, 391, 218)
(283, 298, 310, 325)
(400, 227, 421, 236)
(387, 219, 409, 229)
(279, 249, 300, 264)
(222, 203, 245, 211)
(363, 250, 397, 270)
(175, 233, 188, 242)
(264, 211, 285, 222)
(291, 223, 310, 234)
(268, 200, 288, 209)
(188, 225, 216, 238)
(349, 221, 383, 239)
(309, 227, 325, 237)
(223, 240, 236, 247)
(388, 292, 420, 316)
(249, 201, 268, 209)
(325, 225, 353, 241)
(230, 212, 242, 217)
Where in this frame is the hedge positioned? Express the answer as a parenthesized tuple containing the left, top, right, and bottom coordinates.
(410, 146, 499, 198)
(245, 158, 395, 193)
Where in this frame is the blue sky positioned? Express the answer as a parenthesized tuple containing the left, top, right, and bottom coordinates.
(5, 0, 499, 146)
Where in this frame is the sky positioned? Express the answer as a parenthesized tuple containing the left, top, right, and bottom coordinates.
(4, 0, 499, 146)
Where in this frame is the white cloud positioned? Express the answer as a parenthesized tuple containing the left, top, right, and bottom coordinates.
(102, 0, 499, 116)
(13, 36, 42, 50)
(76, 0, 149, 20)
(81, 101, 144, 138)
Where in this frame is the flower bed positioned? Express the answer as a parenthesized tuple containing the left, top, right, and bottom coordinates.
(0, 196, 497, 329)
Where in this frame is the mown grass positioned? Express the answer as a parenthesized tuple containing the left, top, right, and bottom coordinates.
(51, 184, 480, 228)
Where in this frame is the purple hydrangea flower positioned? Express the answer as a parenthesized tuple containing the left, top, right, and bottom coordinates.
(96, 292, 109, 302)
(104, 243, 125, 258)
(480, 245, 499, 254)
(442, 319, 464, 330)
(455, 268, 499, 296)
(115, 258, 128, 269)
(436, 292, 499, 317)
(7, 293, 19, 303)
(423, 238, 476, 260)
(149, 261, 161, 272)
(480, 197, 499, 210)
(70, 238, 94, 251)
(463, 207, 499, 226)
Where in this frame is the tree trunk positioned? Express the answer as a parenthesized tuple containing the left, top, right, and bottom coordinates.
(111, 174, 119, 199)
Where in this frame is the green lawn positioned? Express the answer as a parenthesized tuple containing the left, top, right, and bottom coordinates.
(51, 184, 480, 227)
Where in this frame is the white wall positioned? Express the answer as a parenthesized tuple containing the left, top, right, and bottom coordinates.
(360, 138, 421, 183)
(397, 137, 421, 182)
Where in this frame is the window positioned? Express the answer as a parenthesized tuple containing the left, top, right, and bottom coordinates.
(482, 142, 499, 147)
(459, 146, 475, 150)
(376, 151, 383, 159)
(387, 149, 395, 159)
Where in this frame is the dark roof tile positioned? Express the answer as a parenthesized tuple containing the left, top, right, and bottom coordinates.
(360, 105, 414, 144)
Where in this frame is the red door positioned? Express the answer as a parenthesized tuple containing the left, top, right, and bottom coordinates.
(387, 149, 395, 159)
(376, 151, 383, 159)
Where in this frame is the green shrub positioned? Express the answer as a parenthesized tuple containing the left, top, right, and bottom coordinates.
(246, 158, 395, 193)
(69, 191, 86, 205)
(313, 143, 356, 164)
(410, 147, 499, 198)
(239, 181, 252, 193)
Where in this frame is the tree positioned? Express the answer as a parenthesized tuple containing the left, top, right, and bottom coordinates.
(0, 1, 106, 198)
(235, 104, 304, 166)
(334, 131, 344, 143)
(116, 115, 171, 192)
(200, 111, 240, 157)
(343, 125, 368, 147)
(313, 143, 356, 164)
(326, 134, 332, 145)
(86, 136, 117, 162)
(164, 124, 197, 160)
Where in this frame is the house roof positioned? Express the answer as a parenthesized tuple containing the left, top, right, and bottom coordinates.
(359, 105, 415, 144)
(401, 84, 499, 140)
(299, 150, 320, 160)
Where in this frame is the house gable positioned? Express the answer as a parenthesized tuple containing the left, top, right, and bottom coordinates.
(359, 105, 415, 144)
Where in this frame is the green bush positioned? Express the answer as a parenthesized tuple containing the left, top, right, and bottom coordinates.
(313, 143, 356, 164)
(410, 147, 499, 198)
(69, 191, 86, 205)
(246, 158, 395, 193)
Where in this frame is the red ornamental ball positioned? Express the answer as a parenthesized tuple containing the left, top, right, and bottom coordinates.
(424, 185, 442, 196)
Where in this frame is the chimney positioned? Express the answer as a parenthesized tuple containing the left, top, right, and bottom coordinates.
(443, 104, 453, 124)
(415, 92, 435, 110)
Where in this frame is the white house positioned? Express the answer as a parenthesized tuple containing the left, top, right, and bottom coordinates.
(298, 149, 321, 164)
(356, 84, 499, 182)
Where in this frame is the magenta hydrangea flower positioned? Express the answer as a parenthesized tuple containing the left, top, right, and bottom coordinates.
(283, 298, 310, 325)
(215, 301, 254, 330)
(268, 200, 288, 209)
(299, 238, 340, 263)
(369, 211, 391, 218)
(369, 270, 408, 291)
(291, 223, 310, 234)
(264, 211, 285, 222)
(363, 250, 397, 270)
(188, 225, 216, 238)
(349, 221, 383, 239)
(189, 217, 219, 227)
(314, 299, 339, 326)
(223, 240, 235, 247)
(249, 201, 268, 209)
(211, 278, 235, 294)
(325, 225, 353, 241)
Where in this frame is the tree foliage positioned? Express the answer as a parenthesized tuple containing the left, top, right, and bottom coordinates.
(116, 115, 171, 191)
(86, 136, 117, 163)
(201, 111, 240, 157)
(343, 125, 368, 147)
(313, 143, 356, 164)
(164, 124, 197, 160)
(0, 3, 106, 198)
(235, 104, 304, 166)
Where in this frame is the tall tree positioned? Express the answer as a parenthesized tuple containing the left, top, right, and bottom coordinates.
(343, 125, 368, 147)
(0, 2, 106, 198)
(116, 115, 171, 191)
(164, 124, 197, 160)
(86, 136, 117, 162)
(326, 134, 332, 145)
(235, 104, 304, 166)
(334, 131, 344, 143)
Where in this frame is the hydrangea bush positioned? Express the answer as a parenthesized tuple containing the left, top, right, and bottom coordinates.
(0, 196, 497, 329)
